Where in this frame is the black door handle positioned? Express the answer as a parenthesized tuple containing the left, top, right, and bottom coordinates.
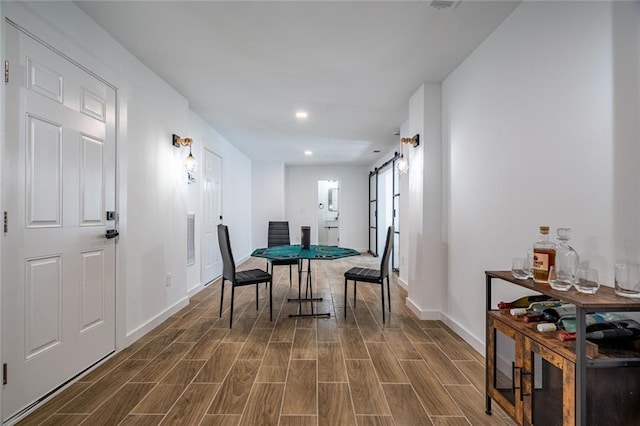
(106, 229, 119, 239)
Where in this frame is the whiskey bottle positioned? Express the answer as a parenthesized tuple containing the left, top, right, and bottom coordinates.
(533, 226, 556, 284)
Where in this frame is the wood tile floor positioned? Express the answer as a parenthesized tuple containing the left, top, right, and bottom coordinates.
(19, 255, 514, 426)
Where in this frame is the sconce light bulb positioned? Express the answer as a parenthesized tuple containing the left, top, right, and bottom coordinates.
(185, 152, 197, 173)
(397, 155, 409, 174)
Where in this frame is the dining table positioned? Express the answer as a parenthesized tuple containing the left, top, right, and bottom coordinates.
(251, 244, 360, 318)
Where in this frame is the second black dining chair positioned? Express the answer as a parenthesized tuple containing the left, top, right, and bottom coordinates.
(218, 224, 272, 328)
(344, 226, 393, 324)
(266, 221, 298, 287)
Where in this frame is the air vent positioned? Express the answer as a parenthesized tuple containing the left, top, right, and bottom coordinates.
(430, 0, 461, 9)
(187, 213, 195, 266)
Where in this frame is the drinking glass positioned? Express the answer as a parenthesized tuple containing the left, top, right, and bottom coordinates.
(574, 267, 600, 294)
(511, 258, 529, 280)
(525, 249, 534, 279)
(615, 262, 640, 298)
(548, 265, 572, 291)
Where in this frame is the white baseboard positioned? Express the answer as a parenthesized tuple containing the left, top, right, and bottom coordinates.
(403, 300, 485, 357)
(125, 296, 189, 346)
(187, 283, 203, 298)
(397, 276, 408, 291)
(440, 312, 485, 356)
(405, 297, 442, 320)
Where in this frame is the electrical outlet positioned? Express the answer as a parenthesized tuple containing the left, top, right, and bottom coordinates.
(166, 273, 172, 287)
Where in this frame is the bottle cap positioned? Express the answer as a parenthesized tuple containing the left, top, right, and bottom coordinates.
(540, 226, 550, 234)
(536, 323, 557, 332)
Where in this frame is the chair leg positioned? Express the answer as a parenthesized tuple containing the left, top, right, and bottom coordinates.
(230, 285, 235, 328)
(381, 280, 386, 324)
(269, 279, 273, 321)
(344, 278, 348, 319)
(353, 281, 357, 308)
(289, 264, 292, 287)
(220, 278, 225, 318)
(256, 284, 259, 311)
(387, 275, 391, 314)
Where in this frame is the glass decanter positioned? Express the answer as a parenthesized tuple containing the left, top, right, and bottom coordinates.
(555, 228, 579, 285)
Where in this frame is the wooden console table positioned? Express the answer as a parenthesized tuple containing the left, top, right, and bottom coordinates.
(485, 271, 640, 425)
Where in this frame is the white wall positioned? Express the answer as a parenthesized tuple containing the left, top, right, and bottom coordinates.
(189, 113, 254, 292)
(0, 1, 254, 348)
(442, 1, 621, 348)
(285, 165, 368, 250)
(611, 1, 640, 265)
(404, 84, 445, 320)
(252, 161, 285, 249)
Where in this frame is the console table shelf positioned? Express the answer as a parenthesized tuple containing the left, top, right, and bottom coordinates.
(485, 270, 640, 425)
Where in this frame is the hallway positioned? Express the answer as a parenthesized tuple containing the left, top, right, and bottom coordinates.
(19, 255, 511, 425)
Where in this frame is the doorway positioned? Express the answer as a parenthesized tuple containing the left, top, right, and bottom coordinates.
(317, 180, 340, 246)
(368, 155, 400, 270)
(201, 148, 223, 285)
(377, 167, 393, 256)
(2, 23, 117, 421)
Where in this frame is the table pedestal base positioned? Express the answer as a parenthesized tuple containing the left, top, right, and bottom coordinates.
(288, 259, 331, 318)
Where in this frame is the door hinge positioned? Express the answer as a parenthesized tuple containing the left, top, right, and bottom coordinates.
(3, 363, 7, 385)
(4, 60, 8, 84)
(3, 211, 7, 233)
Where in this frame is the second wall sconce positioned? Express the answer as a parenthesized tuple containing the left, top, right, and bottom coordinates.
(173, 134, 197, 183)
(397, 134, 419, 175)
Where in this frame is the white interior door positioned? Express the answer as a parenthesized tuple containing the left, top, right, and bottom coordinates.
(2, 24, 116, 420)
(202, 148, 222, 284)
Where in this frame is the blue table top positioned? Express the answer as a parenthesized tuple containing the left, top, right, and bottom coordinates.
(251, 245, 360, 260)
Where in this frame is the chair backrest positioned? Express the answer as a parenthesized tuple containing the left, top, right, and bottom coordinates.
(380, 226, 394, 278)
(217, 224, 236, 281)
(268, 221, 291, 247)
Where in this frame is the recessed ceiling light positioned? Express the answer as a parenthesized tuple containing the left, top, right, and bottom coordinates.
(304, 150, 313, 156)
(296, 111, 308, 119)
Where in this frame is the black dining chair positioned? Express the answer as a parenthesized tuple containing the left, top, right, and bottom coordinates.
(344, 226, 393, 324)
(218, 224, 272, 328)
(266, 221, 298, 287)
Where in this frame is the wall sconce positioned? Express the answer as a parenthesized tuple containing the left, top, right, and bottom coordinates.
(397, 134, 419, 175)
(173, 134, 197, 183)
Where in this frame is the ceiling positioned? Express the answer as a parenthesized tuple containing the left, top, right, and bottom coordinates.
(75, 1, 519, 166)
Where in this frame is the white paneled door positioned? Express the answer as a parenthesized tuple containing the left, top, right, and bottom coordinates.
(2, 24, 116, 421)
(201, 148, 222, 285)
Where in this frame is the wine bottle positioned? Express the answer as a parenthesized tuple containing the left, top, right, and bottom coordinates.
(510, 301, 562, 316)
(542, 304, 576, 323)
(523, 312, 544, 323)
(558, 312, 630, 333)
(537, 323, 557, 332)
(585, 319, 640, 341)
(497, 295, 553, 310)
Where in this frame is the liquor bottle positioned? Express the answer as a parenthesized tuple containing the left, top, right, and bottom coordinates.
(533, 226, 556, 284)
(497, 294, 553, 310)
